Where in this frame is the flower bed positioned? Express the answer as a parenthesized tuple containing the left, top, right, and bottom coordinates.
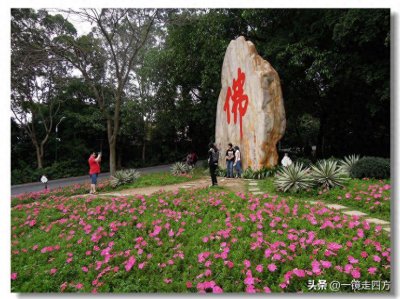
(11, 188, 390, 293)
(258, 178, 391, 221)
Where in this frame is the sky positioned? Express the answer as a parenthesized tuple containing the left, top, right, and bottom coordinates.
(2, 1, 400, 299)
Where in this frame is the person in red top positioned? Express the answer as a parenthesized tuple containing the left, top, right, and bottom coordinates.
(88, 151, 102, 194)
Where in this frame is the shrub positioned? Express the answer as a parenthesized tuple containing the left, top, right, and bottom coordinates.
(11, 160, 88, 185)
(170, 162, 192, 176)
(338, 154, 360, 176)
(311, 159, 348, 190)
(242, 167, 254, 179)
(274, 163, 314, 192)
(350, 156, 390, 179)
(110, 169, 140, 188)
(216, 167, 227, 177)
(252, 167, 281, 179)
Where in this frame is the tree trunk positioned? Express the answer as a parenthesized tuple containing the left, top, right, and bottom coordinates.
(108, 139, 117, 175)
(142, 140, 146, 164)
(35, 144, 43, 169)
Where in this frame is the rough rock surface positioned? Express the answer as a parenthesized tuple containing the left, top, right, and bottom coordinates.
(215, 36, 286, 170)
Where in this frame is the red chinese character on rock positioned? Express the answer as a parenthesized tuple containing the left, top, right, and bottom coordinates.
(223, 67, 249, 139)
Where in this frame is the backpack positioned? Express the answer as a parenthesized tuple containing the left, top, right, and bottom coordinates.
(211, 149, 219, 164)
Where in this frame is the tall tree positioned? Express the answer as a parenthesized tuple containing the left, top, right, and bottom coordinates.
(11, 9, 74, 168)
(48, 9, 159, 175)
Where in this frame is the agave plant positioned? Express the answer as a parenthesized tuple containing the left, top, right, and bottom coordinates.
(170, 162, 191, 176)
(311, 159, 348, 190)
(111, 169, 140, 188)
(338, 154, 360, 176)
(274, 163, 314, 192)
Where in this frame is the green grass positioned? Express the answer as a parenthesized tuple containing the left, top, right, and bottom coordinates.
(112, 167, 207, 191)
(256, 177, 391, 221)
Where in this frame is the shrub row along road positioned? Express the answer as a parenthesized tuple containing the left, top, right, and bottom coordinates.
(11, 163, 177, 197)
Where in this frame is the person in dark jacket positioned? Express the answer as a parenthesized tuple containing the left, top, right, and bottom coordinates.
(208, 142, 219, 186)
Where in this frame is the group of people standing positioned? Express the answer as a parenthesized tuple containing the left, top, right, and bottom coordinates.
(208, 142, 242, 186)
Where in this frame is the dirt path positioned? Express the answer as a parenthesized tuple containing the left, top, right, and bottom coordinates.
(79, 176, 248, 198)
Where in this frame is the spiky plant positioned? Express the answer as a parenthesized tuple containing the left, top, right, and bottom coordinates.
(110, 169, 140, 188)
(274, 163, 314, 193)
(338, 154, 360, 176)
(170, 162, 191, 176)
(311, 159, 348, 190)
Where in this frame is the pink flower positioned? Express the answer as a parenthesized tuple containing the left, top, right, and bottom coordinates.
(348, 256, 359, 264)
(245, 285, 256, 293)
(320, 260, 332, 269)
(202, 237, 209, 243)
(50, 268, 57, 275)
(225, 260, 234, 268)
(256, 264, 263, 273)
(244, 277, 255, 285)
(344, 264, 353, 273)
(373, 255, 381, 262)
(75, 283, 83, 289)
(361, 251, 368, 258)
(264, 248, 272, 258)
(82, 266, 89, 273)
(293, 268, 305, 277)
(264, 286, 271, 293)
(272, 253, 281, 261)
(327, 242, 342, 251)
(138, 262, 145, 269)
(244, 260, 251, 268)
(125, 256, 136, 272)
(11, 273, 17, 280)
(279, 282, 287, 289)
(351, 269, 361, 279)
(186, 281, 193, 288)
(368, 267, 377, 274)
(164, 278, 172, 284)
(213, 286, 223, 293)
(268, 263, 277, 272)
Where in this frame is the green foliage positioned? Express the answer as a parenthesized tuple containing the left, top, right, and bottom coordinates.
(11, 160, 87, 185)
(170, 162, 192, 176)
(274, 163, 314, 192)
(242, 167, 254, 179)
(338, 154, 360, 176)
(310, 159, 348, 190)
(244, 166, 281, 180)
(216, 167, 227, 177)
(110, 169, 141, 188)
(350, 156, 390, 179)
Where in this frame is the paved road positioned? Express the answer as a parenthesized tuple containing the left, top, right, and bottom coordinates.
(11, 163, 175, 197)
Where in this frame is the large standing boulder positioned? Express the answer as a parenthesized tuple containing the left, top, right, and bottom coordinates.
(215, 36, 286, 170)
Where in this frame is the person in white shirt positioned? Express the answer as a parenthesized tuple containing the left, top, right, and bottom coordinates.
(281, 153, 293, 167)
(233, 146, 242, 178)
